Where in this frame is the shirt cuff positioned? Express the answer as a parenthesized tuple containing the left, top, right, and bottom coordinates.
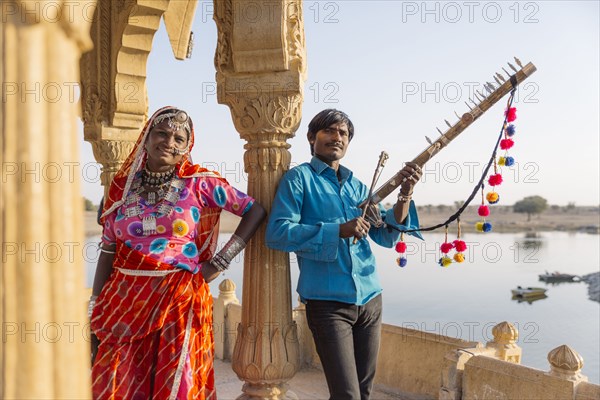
(386, 200, 424, 240)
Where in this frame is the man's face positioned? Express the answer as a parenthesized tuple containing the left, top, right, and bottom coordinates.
(310, 122, 350, 166)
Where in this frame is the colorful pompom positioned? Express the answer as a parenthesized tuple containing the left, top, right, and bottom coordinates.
(486, 192, 500, 204)
(505, 107, 517, 122)
(453, 240, 467, 252)
(488, 174, 503, 186)
(506, 124, 516, 136)
(453, 253, 465, 263)
(504, 156, 515, 167)
(440, 242, 454, 254)
(500, 139, 514, 150)
(396, 257, 408, 267)
(498, 156, 506, 166)
(395, 241, 407, 253)
(475, 221, 484, 232)
(478, 205, 490, 217)
(438, 256, 453, 267)
(483, 222, 493, 232)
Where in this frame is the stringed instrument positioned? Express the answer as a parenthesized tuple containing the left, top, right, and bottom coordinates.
(368, 58, 537, 207)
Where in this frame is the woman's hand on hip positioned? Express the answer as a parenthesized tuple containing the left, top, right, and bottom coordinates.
(200, 261, 221, 283)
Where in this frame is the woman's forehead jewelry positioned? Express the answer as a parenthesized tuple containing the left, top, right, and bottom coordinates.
(152, 110, 191, 134)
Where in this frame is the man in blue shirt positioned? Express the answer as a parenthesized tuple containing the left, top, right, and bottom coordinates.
(266, 109, 423, 399)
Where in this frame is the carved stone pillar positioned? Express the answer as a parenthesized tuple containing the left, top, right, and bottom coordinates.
(214, 1, 306, 398)
(80, 0, 197, 195)
(1, 1, 96, 397)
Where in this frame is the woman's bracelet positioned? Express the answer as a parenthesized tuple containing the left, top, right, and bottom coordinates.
(210, 254, 230, 272)
(98, 243, 116, 254)
(208, 234, 247, 272)
(88, 295, 98, 319)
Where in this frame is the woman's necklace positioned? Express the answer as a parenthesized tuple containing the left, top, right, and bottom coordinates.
(124, 167, 185, 236)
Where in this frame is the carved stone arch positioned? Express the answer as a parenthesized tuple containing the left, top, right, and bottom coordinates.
(80, 0, 197, 192)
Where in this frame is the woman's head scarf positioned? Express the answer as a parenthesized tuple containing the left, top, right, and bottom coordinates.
(101, 106, 226, 260)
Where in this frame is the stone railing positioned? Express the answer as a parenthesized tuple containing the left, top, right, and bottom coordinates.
(212, 279, 599, 400)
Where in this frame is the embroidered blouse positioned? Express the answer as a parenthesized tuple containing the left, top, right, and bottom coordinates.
(102, 173, 254, 273)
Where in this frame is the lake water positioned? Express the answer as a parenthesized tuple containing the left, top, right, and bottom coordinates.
(85, 231, 600, 383)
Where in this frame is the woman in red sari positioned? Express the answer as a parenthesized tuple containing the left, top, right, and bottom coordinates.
(90, 106, 266, 399)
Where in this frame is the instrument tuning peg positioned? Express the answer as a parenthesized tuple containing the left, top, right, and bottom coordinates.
(465, 101, 473, 110)
(425, 135, 434, 145)
(474, 92, 482, 101)
(484, 85, 493, 94)
(487, 81, 496, 90)
(508, 62, 518, 73)
(436, 127, 443, 135)
(476, 90, 486, 99)
(502, 67, 511, 77)
(514, 57, 523, 68)
(494, 76, 501, 85)
(469, 97, 478, 106)
(496, 73, 506, 82)
(454, 111, 461, 119)
(444, 119, 452, 128)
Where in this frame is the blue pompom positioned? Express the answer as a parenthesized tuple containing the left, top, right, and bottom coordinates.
(483, 222, 493, 232)
(399, 257, 408, 267)
(505, 156, 515, 166)
(506, 124, 516, 136)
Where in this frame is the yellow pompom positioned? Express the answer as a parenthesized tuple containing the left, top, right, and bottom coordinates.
(441, 256, 453, 267)
(498, 156, 506, 166)
(486, 192, 499, 203)
(475, 221, 484, 232)
(454, 253, 465, 263)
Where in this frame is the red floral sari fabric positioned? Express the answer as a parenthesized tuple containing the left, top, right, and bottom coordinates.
(91, 241, 216, 399)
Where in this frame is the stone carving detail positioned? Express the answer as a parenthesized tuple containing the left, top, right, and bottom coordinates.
(548, 345, 584, 372)
(486, 321, 521, 364)
(284, 1, 306, 74)
(225, 93, 303, 138)
(492, 321, 518, 345)
(90, 139, 136, 187)
(547, 345, 587, 383)
(213, 0, 233, 73)
(82, 93, 106, 126)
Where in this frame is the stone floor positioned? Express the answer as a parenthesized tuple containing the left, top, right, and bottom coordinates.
(214, 359, 407, 400)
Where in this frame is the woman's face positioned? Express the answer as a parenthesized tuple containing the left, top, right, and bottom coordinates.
(145, 120, 189, 172)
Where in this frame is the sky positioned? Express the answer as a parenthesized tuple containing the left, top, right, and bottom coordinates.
(80, 1, 600, 207)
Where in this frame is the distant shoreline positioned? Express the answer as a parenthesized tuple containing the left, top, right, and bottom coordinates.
(85, 205, 599, 237)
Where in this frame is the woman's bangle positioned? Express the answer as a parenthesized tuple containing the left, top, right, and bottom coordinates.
(98, 243, 116, 254)
(209, 254, 230, 272)
(88, 295, 98, 319)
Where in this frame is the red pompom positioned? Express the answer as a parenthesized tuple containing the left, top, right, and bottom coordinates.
(395, 241, 407, 253)
(488, 173, 503, 186)
(500, 138, 514, 150)
(505, 107, 517, 122)
(453, 240, 467, 252)
(478, 205, 490, 217)
(440, 242, 454, 254)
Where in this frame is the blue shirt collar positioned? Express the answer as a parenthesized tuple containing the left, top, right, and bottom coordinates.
(309, 156, 352, 183)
